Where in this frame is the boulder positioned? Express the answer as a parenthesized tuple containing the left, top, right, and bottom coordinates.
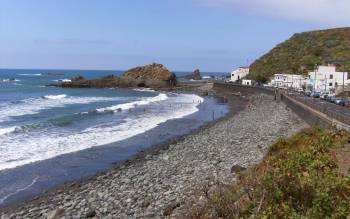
(47, 208, 64, 219)
(230, 165, 246, 174)
(121, 63, 177, 88)
(184, 69, 202, 80)
(192, 69, 202, 80)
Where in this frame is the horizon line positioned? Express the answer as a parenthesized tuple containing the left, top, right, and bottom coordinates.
(0, 67, 230, 74)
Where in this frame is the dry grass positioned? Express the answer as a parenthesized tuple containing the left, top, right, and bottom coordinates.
(187, 128, 350, 219)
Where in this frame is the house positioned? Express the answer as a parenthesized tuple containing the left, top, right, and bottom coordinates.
(308, 65, 348, 92)
(270, 74, 308, 89)
(242, 79, 252, 86)
(230, 67, 249, 82)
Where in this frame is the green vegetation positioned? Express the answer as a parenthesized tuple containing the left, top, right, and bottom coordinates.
(249, 27, 350, 81)
(189, 128, 350, 218)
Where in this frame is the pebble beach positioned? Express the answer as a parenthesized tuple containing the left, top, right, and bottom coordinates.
(1, 91, 307, 219)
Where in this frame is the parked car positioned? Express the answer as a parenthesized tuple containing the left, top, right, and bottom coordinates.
(320, 91, 330, 100)
(327, 96, 337, 103)
(305, 91, 312, 96)
(312, 92, 321, 98)
(335, 98, 346, 106)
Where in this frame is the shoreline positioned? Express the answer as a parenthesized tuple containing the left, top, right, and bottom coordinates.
(1, 83, 307, 218)
(0, 83, 244, 212)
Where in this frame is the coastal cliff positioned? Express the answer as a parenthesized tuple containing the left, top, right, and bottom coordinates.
(59, 63, 177, 89)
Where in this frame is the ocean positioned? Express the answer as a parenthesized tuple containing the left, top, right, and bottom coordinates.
(0, 69, 228, 206)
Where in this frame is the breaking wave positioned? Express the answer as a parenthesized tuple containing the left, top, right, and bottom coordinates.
(0, 93, 204, 171)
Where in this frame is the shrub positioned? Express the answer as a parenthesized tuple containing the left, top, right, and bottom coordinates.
(188, 128, 350, 218)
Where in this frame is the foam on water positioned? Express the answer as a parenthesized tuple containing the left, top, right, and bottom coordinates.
(0, 93, 203, 171)
(0, 176, 39, 204)
(96, 93, 167, 112)
(18, 73, 41, 76)
(0, 127, 17, 136)
(42, 94, 67, 100)
(0, 95, 122, 122)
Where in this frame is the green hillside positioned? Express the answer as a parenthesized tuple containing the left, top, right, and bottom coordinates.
(249, 27, 350, 81)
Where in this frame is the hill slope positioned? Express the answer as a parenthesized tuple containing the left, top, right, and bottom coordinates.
(249, 27, 350, 81)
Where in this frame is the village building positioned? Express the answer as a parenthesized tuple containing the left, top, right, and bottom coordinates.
(270, 74, 308, 90)
(230, 67, 249, 82)
(308, 65, 348, 92)
(242, 79, 252, 86)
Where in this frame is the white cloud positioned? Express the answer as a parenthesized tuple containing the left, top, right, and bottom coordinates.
(196, 0, 350, 25)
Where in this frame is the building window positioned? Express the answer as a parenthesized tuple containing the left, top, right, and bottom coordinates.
(329, 83, 333, 87)
(330, 74, 333, 79)
(335, 82, 338, 86)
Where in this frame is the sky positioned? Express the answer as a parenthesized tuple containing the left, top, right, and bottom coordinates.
(0, 0, 349, 72)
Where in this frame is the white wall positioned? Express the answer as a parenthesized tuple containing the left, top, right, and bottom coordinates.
(230, 67, 249, 82)
(308, 66, 348, 91)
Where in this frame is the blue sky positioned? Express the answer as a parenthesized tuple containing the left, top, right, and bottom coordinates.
(0, 0, 349, 72)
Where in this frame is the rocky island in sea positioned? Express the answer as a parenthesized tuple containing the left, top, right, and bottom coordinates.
(57, 63, 177, 89)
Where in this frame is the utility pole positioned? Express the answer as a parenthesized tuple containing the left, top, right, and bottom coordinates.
(343, 65, 345, 100)
(314, 64, 318, 92)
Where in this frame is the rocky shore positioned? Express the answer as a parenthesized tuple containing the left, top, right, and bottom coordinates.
(1, 92, 307, 219)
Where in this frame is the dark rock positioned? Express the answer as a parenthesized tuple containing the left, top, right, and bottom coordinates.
(85, 209, 96, 218)
(230, 165, 246, 174)
(163, 203, 180, 216)
(56, 63, 176, 89)
(184, 69, 202, 80)
(122, 63, 177, 88)
(192, 69, 202, 80)
(200, 91, 209, 96)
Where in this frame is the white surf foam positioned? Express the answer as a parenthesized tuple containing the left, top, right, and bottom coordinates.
(133, 88, 156, 93)
(0, 127, 17, 136)
(96, 93, 167, 112)
(0, 93, 203, 171)
(43, 94, 67, 100)
(18, 73, 41, 76)
(0, 176, 39, 204)
(0, 79, 20, 82)
(0, 95, 121, 122)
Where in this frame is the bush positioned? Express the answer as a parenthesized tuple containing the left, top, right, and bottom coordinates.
(188, 128, 350, 218)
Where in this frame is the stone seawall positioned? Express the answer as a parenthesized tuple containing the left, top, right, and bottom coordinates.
(213, 82, 350, 131)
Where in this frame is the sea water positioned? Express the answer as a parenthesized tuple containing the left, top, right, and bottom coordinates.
(0, 69, 228, 206)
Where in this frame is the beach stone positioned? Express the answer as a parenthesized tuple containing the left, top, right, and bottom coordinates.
(47, 208, 65, 219)
(231, 165, 247, 174)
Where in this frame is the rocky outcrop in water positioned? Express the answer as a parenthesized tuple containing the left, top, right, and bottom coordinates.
(184, 69, 202, 80)
(58, 63, 177, 89)
(122, 63, 177, 88)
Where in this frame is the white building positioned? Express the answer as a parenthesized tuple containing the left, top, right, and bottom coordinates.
(242, 79, 252, 86)
(230, 67, 249, 82)
(308, 65, 348, 92)
(270, 74, 308, 90)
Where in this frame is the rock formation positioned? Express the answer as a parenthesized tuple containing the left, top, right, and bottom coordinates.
(121, 63, 177, 88)
(60, 75, 119, 88)
(57, 63, 177, 89)
(184, 69, 202, 80)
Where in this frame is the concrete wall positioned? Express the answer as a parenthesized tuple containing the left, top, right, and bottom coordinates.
(280, 94, 331, 128)
(213, 82, 350, 131)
